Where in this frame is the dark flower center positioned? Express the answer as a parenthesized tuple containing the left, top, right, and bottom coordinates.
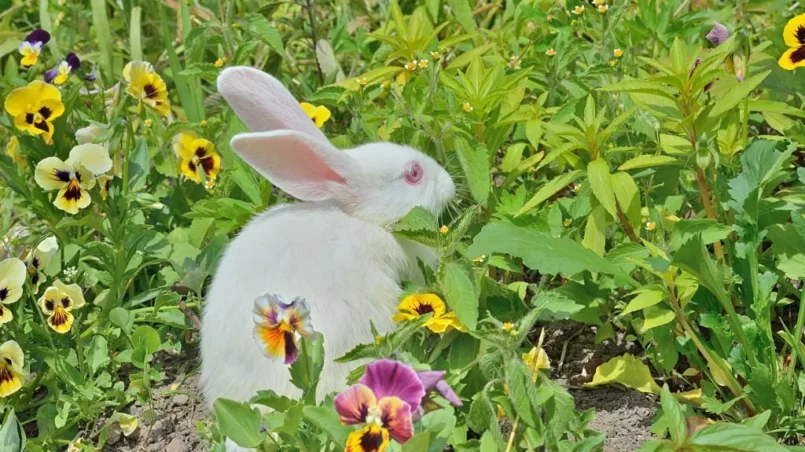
(25, 113, 34, 124)
(0, 288, 7, 301)
(415, 303, 435, 315)
(144, 84, 158, 99)
(797, 26, 805, 45)
(39, 106, 52, 119)
(790, 46, 805, 64)
(359, 427, 385, 452)
(45, 299, 55, 311)
(54, 170, 72, 182)
(61, 296, 71, 309)
(0, 363, 13, 384)
(63, 180, 83, 202)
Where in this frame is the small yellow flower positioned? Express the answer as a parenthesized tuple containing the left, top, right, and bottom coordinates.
(545, 48, 556, 57)
(173, 132, 222, 184)
(404, 60, 418, 71)
(473, 255, 486, 263)
(439, 225, 449, 234)
(430, 51, 441, 59)
(55, 12, 65, 23)
(563, 218, 572, 227)
(522, 346, 551, 382)
(572, 5, 584, 14)
(609, 59, 618, 66)
(123, 61, 171, 117)
(502, 322, 514, 331)
(300, 102, 331, 128)
(143, 119, 153, 128)
(357, 77, 368, 86)
(39, 280, 86, 333)
(508, 55, 521, 70)
(592, 0, 604, 4)
(0, 341, 25, 397)
(572, 183, 581, 191)
(0, 258, 26, 326)
(35, 144, 112, 214)
(614, 48, 623, 58)
(645, 221, 656, 231)
(200, 119, 208, 126)
(418, 59, 429, 69)
(381, 80, 391, 89)
(4, 81, 65, 144)
(597, 4, 609, 13)
(392, 293, 466, 333)
(215, 57, 227, 68)
(374, 335, 383, 345)
(462, 102, 473, 112)
(6, 137, 25, 167)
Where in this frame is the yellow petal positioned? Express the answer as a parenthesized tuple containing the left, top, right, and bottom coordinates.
(4, 85, 35, 117)
(0, 340, 24, 368)
(35, 157, 72, 191)
(179, 158, 202, 183)
(39, 98, 65, 121)
(0, 258, 27, 289)
(173, 133, 197, 159)
(200, 151, 221, 180)
(0, 305, 13, 326)
(54, 279, 85, 310)
(299, 102, 316, 118)
(68, 144, 113, 175)
(54, 181, 91, 214)
(48, 307, 74, 333)
(32, 237, 59, 270)
(783, 13, 805, 48)
(778, 46, 805, 70)
(39, 287, 60, 314)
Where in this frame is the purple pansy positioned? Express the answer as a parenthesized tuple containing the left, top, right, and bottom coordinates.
(44, 52, 81, 85)
(19, 29, 51, 67)
(706, 22, 730, 47)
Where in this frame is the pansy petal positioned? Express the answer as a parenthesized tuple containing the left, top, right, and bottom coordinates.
(75, 125, 102, 145)
(25, 29, 50, 45)
(65, 52, 80, 71)
(200, 152, 222, 180)
(0, 258, 27, 288)
(33, 236, 59, 269)
(44, 66, 59, 84)
(359, 359, 425, 411)
(345, 424, 388, 452)
(288, 298, 318, 339)
(35, 157, 72, 190)
(0, 305, 13, 326)
(68, 143, 113, 175)
(377, 396, 414, 443)
(434, 379, 463, 406)
(55, 280, 85, 310)
(39, 287, 60, 314)
(54, 182, 91, 215)
(30, 81, 62, 103)
(253, 325, 299, 364)
(39, 98, 65, 121)
(48, 307, 74, 333)
(415, 370, 446, 392)
(334, 384, 376, 425)
(784, 13, 805, 48)
(779, 46, 805, 70)
(76, 165, 96, 190)
(173, 133, 197, 159)
(3, 85, 35, 117)
(253, 294, 281, 327)
(0, 341, 23, 368)
(705, 22, 730, 47)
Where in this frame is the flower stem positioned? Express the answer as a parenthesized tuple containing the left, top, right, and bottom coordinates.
(695, 166, 725, 259)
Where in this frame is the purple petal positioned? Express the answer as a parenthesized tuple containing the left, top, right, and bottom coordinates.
(334, 384, 376, 425)
(83, 71, 97, 82)
(706, 22, 730, 47)
(359, 360, 425, 411)
(25, 29, 50, 45)
(43, 67, 59, 83)
(416, 370, 446, 391)
(66, 52, 80, 71)
(435, 379, 463, 406)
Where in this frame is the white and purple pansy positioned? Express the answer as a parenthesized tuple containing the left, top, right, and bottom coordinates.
(44, 52, 81, 85)
(19, 29, 50, 67)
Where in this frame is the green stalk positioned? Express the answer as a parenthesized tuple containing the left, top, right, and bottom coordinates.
(788, 289, 805, 381)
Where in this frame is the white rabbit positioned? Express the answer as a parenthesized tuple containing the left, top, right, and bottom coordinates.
(200, 67, 456, 424)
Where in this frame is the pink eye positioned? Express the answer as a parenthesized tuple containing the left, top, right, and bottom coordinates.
(404, 162, 424, 185)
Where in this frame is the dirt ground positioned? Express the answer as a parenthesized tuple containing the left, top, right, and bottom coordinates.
(103, 322, 656, 452)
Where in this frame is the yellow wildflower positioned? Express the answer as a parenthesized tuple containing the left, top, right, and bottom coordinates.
(572, 5, 584, 14)
(392, 293, 466, 333)
(404, 60, 418, 71)
(39, 279, 86, 333)
(299, 102, 331, 128)
(439, 225, 449, 234)
(418, 59, 429, 69)
(614, 48, 623, 58)
(462, 102, 473, 112)
(123, 61, 171, 117)
(597, 4, 609, 13)
(4, 81, 65, 144)
(563, 218, 572, 227)
(645, 221, 656, 231)
(173, 132, 222, 184)
(546, 48, 556, 57)
(215, 57, 227, 68)
(430, 51, 441, 59)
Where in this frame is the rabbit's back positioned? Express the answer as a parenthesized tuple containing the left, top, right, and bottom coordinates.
(200, 202, 409, 407)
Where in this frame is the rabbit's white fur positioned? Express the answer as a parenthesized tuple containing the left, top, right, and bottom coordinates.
(200, 68, 455, 420)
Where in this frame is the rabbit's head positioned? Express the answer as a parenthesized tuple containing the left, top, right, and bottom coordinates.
(217, 67, 455, 226)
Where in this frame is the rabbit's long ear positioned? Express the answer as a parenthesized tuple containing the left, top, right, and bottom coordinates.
(217, 67, 327, 141)
(230, 130, 358, 202)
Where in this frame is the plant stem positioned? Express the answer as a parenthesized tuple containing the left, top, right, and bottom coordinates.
(788, 289, 805, 380)
(695, 166, 725, 259)
(616, 205, 640, 243)
(304, 0, 324, 86)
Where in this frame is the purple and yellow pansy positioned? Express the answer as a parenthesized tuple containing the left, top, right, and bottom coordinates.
(44, 52, 81, 85)
(38, 279, 86, 334)
(252, 294, 319, 365)
(0, 340, 25, 398)
(0, 258, 27, 327)
(392, 293, 466, 333)
(173, 132, 222, 184)
(335, 360, 422, 452)
(18, 29, 50, 67)
(4, 81, 65, 144)
(123, 61, 171, 117)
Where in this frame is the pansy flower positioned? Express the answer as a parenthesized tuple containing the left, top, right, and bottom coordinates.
(35, 144, 113, 214)
(4, 81, 65, 144)
(38, 279, 86, 333)
(6, 136, 25, 167)
(335, 360, 424, 452)
(173, 132, 222, 184)
(18, 29, 50, 67)
(0, 341, 25, 397)
(123, 61, 171, 116)
(44, 52, 81, 85)
(0, 258, 26, 327)
(780, 13, 805, 70)
(253, 294, 319, 365)
(522, 346, 551, 382)
(415, 369, 463, 410)
(25, 236, 58, 292)
(300, 102, 331, 128)
(392, 293, 466, 333)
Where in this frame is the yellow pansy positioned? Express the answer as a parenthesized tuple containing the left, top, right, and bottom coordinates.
(780, 14, 805, 70)
(173, 132, 221, 183)
(4, 81, 65, 144)
(6, 137, 25, 167)
(0, 341, 25, 397)
(392, 293, 466, 333)
(18, 29, 50, 67)
(25, 236, 58, 293)
(35, 144, 112, 214)
(39, 279, 86, 334)
(300, 102, 331, 128)
(0, 258, 26, 327)
(522, 346, 551, 381)
(123, 61, 171, 117)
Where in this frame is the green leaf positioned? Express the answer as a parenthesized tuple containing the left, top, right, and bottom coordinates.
(132, 325, 160, 354)
(128, 138, 150, 192)
(582, 205, 607, 256)
(670, 220, 733, 250)
(85, 335, 110, 374)
(506, 359, 543, 428)
(660, 385, 687, 445)
(130, 7, 143, 61)
(402, 431, 433, 451)
(109, 307, 133, 334)
(710, 71, 771, 118)
(467, 221, 636, 285)
(642, 307, 676, 330)
(618, 154, 679, 170)
(90, 0, 115, 82)
(587, 160, 618, 218)
(688, 423, 788, 451)
(240, 14, 285, 56)
(516, 170, 583, 216)
(622, 286, 666, 315)
(440, 261, 479, 330)
(303, 405, 349, 451)
(456, 143, 491, 204)
(584, 354, 661, 393)
(611, 171, 641, 228)
(213, 399, 266, 448)
(446, 0, 477, 32)
(0, 410, 24, 452)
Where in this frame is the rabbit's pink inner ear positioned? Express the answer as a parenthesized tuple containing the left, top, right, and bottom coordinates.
(230, 131, 356, 202)
(217, 67, 328, 142)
